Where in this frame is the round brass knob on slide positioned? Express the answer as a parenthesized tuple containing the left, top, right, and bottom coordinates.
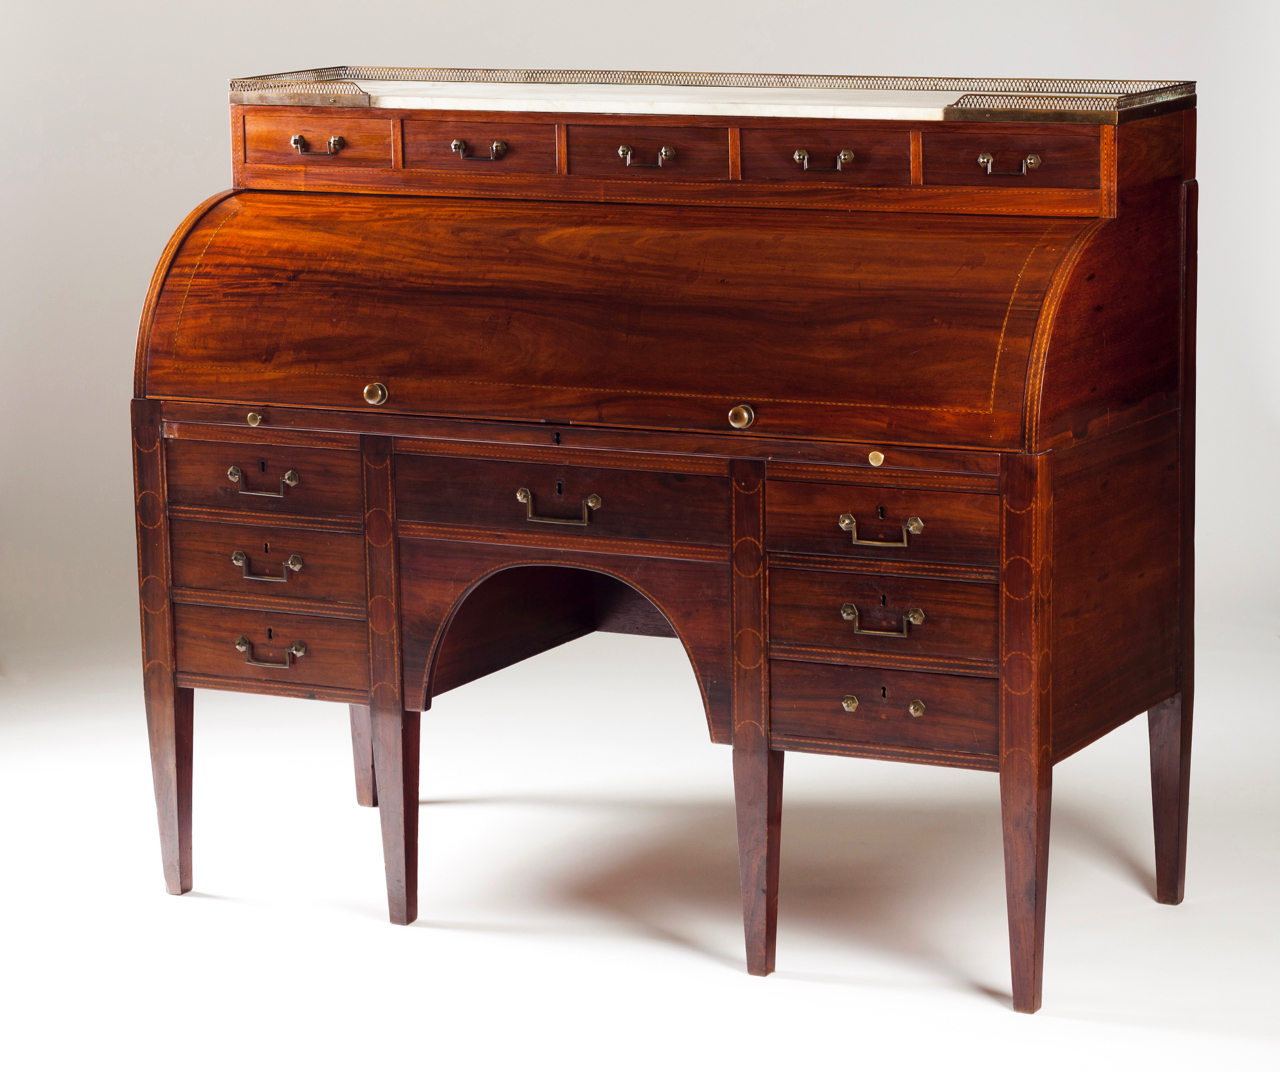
(868, 450, 885, 467)
(246, 411, 262, 427)
(363, 382, 388, 406)
(728, 404, 755, 430)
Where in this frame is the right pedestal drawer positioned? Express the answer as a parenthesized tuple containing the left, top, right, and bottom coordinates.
(769, 660, 998, 757)
(765, 481, 999, 568)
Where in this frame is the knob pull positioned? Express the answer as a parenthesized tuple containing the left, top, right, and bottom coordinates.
(363, 382, 388, 406)
(908, 700, 926, 718)
(728, 404, 755, 430)
(841, 695, 859, 713)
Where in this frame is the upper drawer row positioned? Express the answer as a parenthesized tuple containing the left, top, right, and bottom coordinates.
(245, 115, 1101, 189)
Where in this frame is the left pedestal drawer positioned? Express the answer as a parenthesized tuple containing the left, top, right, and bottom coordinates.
(173, 604, 370, 691)
(169, 518, 367, 607)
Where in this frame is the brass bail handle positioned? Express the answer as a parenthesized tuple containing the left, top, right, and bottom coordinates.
(793, 148, 855, 172)
(516, 487, 602, 526)
(230, 550, 304, 583)
(618, 144, 676, 168)
(291, 134, 345, 156)
(233, 636, 307, 669)
(227, 466, 299, 498)
(976, 151, 1041, 176)
(842, 695, 926, 717)
(451, 138, 508, 161)
(840, 602, 925, 638)
(838, 514, 924, 547)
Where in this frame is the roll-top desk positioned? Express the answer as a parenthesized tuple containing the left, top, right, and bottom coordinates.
(132, 68, 1197, 1013)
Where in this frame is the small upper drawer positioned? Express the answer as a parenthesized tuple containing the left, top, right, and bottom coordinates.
(165, 438, 364, 518)
(769, 567, 998, 668)
(396, 454, 730, 548)
(740, 127, 912, 184)
(244, 115, 393, 167)
(567, 125, 729, 181)
(169, 518, 366, 607)
(921, 132, 1100, 188)
(766, 481, 1000, 567)
(403, 120, 557, 173)
(770, 659, 999, 756)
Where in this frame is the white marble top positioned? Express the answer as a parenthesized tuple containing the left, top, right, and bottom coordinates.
(229, 70, 1194, 121)
(346, 81, 965, 121)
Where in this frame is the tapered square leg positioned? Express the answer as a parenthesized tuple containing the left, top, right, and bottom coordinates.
(348, 704, 378, 807)
(371, 707, 419, 925)
(1149, 692, 1191, 904)
(1000, 753, 1052, 1014)
(733, 744, 784, 975)
(145, 682, 194, 895)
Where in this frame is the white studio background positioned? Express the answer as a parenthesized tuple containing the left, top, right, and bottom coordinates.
(1, 4, 1277, 1070)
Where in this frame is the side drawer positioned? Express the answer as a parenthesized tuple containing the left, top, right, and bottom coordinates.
(567, 125, 730, 180)
(395, 454, 731, 548)
(165, 438, 364, 518)
(765, 481, 999, 567)
(169, 518, 367, 607)
(770, 659, 998, 756)
(244, 114, 394, 167)
(769, 568, 997, 670)
(921, 131, 1100, 189)
(740, 126, 911, 184)
(403, 119, 557, 173)
(173, 604, 370, 691)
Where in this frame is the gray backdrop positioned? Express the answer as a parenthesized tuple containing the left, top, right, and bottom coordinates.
(2, 0, 1275, 676)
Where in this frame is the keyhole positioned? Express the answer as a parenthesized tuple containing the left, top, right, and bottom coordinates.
(553, 432, 561, 445)
(880, 594, 887, 606)
(877, 505, 886, 519)
(259, 460, 267, 473)
(555, 480, 564, 496)
(263, 542, 270, 554)
(267, 628, 273, 640)
(881, 686, 887, 699)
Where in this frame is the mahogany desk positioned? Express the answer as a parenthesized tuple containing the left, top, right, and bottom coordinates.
(132, 68, 1198, 1013)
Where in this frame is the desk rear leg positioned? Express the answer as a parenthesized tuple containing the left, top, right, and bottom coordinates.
(1149, 693, 1192, 904)
(733, 744, 784, 975)
(372, 708, 419, 924)
(349, 704, 378, 807)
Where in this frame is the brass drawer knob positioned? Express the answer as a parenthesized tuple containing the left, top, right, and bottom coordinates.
(841, 695, 859, 713)
(247, 411, 262, 427)
(451, 138, 508, 161)
(728, 404, 755, 430)
(908, 700, 926, 718)
(363, 382, 388, 405)
(793, 148, 855, 172)
(868, 450, 885, 466)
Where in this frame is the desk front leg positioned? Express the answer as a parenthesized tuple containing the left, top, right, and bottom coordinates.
(999, 453, 1052, 1013)
(363, 435, 418, 924)
(730, 460, 782, 975)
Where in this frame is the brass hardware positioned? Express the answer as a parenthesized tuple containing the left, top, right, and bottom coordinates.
(868, 450, 885, 466)
(841, 695, 859, 713)
(837, 514, 924, 547)
(516, 487, 602, 526)
(840, 602, 925, 637)
(728, 404, 755, 430)
(908, 700, 926, 718)
(291, 134, 345, 156)
(246, 412, 262, 427)
(226, 466, 299, 498)
(618, 144, 676, 167)
(793, 148, 855, 171)
(451, 138, 508, 161)
(976, 152, 1041, 175)
(233, 636, 307, 668)
(230, 550, 304, 583)
(363, 382, 388, 405)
